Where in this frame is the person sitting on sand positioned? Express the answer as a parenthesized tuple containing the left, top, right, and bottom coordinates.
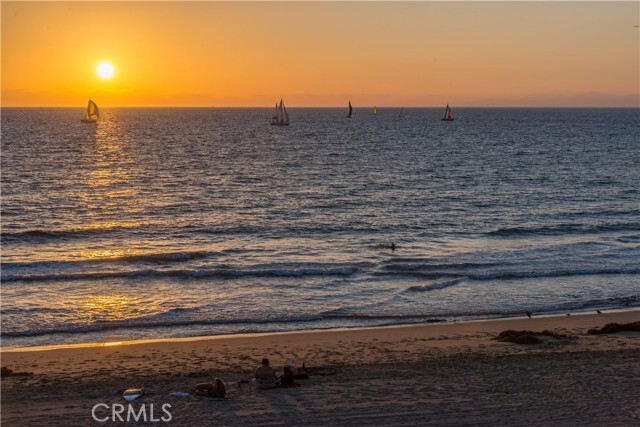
(277, 364, 296, 387)
(253, 358, 276, 386)
(194, 378, 227, 398)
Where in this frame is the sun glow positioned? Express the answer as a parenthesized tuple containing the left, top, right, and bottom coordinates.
(2, 2, 638, 107)
(96, 61, 115, 80)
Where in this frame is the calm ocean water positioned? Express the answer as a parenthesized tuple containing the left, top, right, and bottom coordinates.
(1, 107, 639, 348)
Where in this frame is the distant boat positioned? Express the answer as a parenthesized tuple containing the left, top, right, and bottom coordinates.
(347, 101, 352, 118)
(81, 100, 99, 123)
(271, 99, 290, 126)
(442, 104, 454, 121)
(373, 105, 378, 116)
(398, 107, 404, 118)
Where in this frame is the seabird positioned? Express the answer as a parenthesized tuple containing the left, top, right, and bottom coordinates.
(566, 313, 571, 316)
(597, 310, 602, 314)
(526, 311, 532, 319)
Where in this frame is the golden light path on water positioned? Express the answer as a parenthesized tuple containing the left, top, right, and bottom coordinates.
(72, 114, 164, 324)
(82, 295, 147, 322)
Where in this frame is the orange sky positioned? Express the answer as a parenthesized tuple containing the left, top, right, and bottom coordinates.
(2, 1, 638, 107)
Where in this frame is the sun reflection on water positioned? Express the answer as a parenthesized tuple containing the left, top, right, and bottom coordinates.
(72, 220, 146, 232)
(83, 294, 146, 322)
(75, 109, 147, 235)
(75, 249, 136, 260)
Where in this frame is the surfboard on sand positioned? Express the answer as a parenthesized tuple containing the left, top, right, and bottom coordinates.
(123, 388, 144, 401)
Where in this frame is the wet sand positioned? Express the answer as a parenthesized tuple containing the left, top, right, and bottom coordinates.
(2, 310, 639, 426)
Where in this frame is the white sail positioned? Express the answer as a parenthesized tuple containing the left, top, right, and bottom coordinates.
(270, 98, 290, 126)
(282, 100, 289, 124)
(373, 105, 378, 115)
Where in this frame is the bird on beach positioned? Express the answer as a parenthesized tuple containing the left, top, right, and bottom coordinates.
(526, 311, 532, 319)
(566, 313, 571, 316)
(597, 310, 603, 314)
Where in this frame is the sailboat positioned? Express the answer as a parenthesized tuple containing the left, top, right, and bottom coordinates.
(398, 107, 404, 118)
(270, 99, 290, 126)
(373, 105, 378, 116)
(81, 100, 99, 123)
(347, 101, 352, 118)
(441, 104, 454, 121)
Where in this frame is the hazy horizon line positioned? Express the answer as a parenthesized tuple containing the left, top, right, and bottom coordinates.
(3, 92, 638, 109)
(3, 105, 639, 109)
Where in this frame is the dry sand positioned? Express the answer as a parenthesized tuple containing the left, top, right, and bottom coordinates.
(2, 310, 639, 426)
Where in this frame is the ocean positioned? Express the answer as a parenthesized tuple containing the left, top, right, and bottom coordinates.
(1, 107, 639, 348)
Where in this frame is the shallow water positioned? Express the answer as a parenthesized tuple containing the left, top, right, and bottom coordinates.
(2, 107, 639, 347)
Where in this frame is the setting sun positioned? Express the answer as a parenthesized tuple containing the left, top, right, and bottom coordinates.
(2, 2, 638, 107)
(96, 61, 115, 80)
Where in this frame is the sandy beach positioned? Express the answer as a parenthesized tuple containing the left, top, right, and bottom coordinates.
(2, 310, 639, 426)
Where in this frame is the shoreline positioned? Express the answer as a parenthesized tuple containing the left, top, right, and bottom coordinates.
(2, 307, 638, 353)
(2, 309, 639, 425)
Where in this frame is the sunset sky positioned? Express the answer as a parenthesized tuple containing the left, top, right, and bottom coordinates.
(2, 1, 638, 107)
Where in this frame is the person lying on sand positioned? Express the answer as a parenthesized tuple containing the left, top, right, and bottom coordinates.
(194, 378, 227, 398)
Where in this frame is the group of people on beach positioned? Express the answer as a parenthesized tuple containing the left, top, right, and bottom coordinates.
(253, 358, 297, 388)
(193, 358, 298, 398)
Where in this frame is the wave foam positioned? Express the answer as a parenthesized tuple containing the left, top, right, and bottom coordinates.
(487, 222, 640, 237)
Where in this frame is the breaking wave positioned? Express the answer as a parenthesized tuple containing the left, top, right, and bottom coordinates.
(487, 222, 640, 237)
